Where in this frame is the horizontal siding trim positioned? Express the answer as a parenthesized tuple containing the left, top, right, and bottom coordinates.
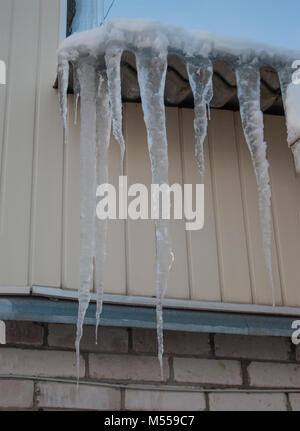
(0, 286, 30, 295)
(0, 296, 297, 337)
(31, 286, 300, 317)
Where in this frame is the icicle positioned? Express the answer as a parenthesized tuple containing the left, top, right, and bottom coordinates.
(75, 62, 97, 380)
(57, 58, 69, 132)
(73, 63, 80, 125)
(187, 60, 213, 181)
(136, 49, 173, 376)
(95, 71, 112, 343)
(236, 65, 275, 307)
(105, 48, 125, 170)
(278, 66, 293, 145)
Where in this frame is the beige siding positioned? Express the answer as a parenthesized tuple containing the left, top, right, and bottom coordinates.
(0, 0, 299, 309)
(0, 0, 42, 286)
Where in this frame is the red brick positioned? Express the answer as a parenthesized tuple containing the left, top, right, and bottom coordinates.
(89, 354, 169, 382)
(0, 348, 85, 378)
(0, 380, 34, 408)
(125, 389, 206, 411)
(215, 334, 290, 361)
(48, 324, 128, 353)
(248, 362, 300, 388)
(132, 328, 210, 356)
(174, 358, 242, 385)
(209, 392, 287, 411)
(5, 321, 44, 346)
(37, 382, 121, 410)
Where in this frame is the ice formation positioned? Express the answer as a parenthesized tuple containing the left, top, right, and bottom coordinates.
(75, 63, 97, 379)
(57, 19, 300, 377)
(57, 58, 69, 132)
(95, 72, 111, 344)
(236, 66, 275, 306)
(72, 63, 80, 125)
(187, 60, 213, 181)
(105, 48, 125, 169)
(136, 49, 173, 374)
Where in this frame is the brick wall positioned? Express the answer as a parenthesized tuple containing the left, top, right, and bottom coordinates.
(0, 321, 299, 411)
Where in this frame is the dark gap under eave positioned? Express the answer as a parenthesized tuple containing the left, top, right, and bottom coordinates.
(54, 52, 285, 115)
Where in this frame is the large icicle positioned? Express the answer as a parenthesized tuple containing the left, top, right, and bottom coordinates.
(105, 48, 125, 170)
(95, 71, 112, 343)
(136, 49, 173, 375)
(187, 60, 213, 181)
(236, 65, 275, 306)
(75, 63, 97, 379)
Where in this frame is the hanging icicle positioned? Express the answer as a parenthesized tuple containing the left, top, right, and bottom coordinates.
(187, 59, 213, 181)
(72, 62, 80, 125)
(75, 62, 97, 379)
(57, 58, 69, 133)
(95, 71, 112, 343)
(136, 49, 173, 375)
(236, 65, 275, 306)
(105, 48, 125, 170)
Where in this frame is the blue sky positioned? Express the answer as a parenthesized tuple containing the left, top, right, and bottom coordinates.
(105, 0, 300, 51)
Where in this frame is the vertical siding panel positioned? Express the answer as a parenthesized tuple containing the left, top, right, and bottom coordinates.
(265, 115, 300, 306)
(30, 0, 63, 287)
(63, 97, 80, 291)
(208, 109, 252, 303)
(234, 113, 282, 305)
(102, 125, 126, 295)
(0, 0, 40, 286)
(125, 103, 156, 297)
(0, 0, 12, 173)
(126, 104, 189, 299)
(165, 107, 189, 299)
(63, 101, 126, 294)
(181, 108, 221, 302)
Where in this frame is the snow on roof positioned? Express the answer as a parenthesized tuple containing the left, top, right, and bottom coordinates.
(58, 19, 300, 150)
(59, 18, 299, 64)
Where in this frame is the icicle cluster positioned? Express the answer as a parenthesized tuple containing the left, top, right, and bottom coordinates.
(57, 18, 300, 380)
(65, 63, 114, 378)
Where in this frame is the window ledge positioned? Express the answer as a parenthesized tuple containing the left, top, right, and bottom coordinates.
(0, 295, 297, 338)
